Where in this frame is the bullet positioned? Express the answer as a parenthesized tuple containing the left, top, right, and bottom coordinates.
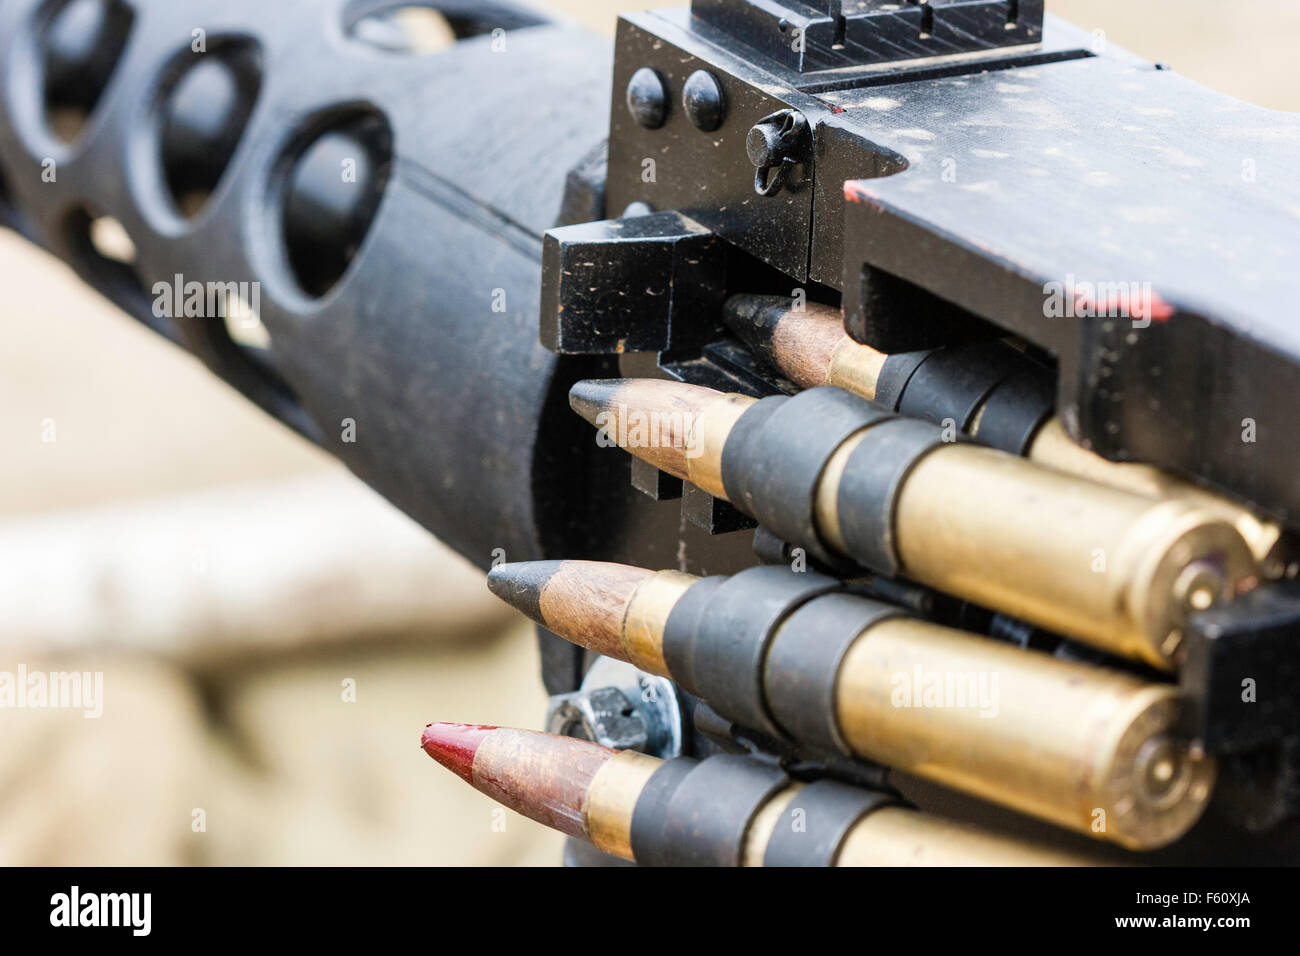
(570, 377, 1258, 670)
(724, 294, 888, 396)
(487, 561, 1215, 850)
(421, 723, 1099, 865)
(723, 294, 1286, 573)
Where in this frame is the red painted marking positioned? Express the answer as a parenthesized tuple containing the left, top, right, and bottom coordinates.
(1143, 290, 1176, 323)
(1073, 287, 1176, 323)
(844, 181, 877, 204)
(421, 722, 497, 783)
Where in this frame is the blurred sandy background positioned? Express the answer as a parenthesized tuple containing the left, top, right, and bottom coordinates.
(2, 1, 1297, 866)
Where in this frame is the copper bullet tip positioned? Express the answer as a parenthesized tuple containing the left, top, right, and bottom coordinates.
(722, 294, 787, 353)
(419, 724, 622, 842)
(722, 294, 845, 389)
(486, 560, 656, 661)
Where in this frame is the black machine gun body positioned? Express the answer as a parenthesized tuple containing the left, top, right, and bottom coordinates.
(2, 0, 1299, 863)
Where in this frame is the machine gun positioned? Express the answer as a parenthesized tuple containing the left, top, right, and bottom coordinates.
(2, 0, 1298, 865)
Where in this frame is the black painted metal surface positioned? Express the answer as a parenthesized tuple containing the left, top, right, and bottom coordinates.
(691, 0, 1045, 73)
(0, 0, 613, 568)
(832, 28, 1300, 523)
(541, 210, 725, 355)
(604, 7, 1300, 527)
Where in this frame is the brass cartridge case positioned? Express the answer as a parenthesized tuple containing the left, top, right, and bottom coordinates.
(834, 617, 1214, 850)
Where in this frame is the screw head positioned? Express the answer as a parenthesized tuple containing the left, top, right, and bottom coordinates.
(682, 70, 726, 131)
(626, 67, 667, 129)
(747, 110, 809, 167)
(746, 122, 782, 169)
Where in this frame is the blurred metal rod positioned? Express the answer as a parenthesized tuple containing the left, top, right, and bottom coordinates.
(0, 472, 513, 661)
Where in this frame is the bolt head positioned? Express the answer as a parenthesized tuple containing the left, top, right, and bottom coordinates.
(682, 70, 726, 132)
(626, 67, 667, 130)
(545, 687, 649, 752)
